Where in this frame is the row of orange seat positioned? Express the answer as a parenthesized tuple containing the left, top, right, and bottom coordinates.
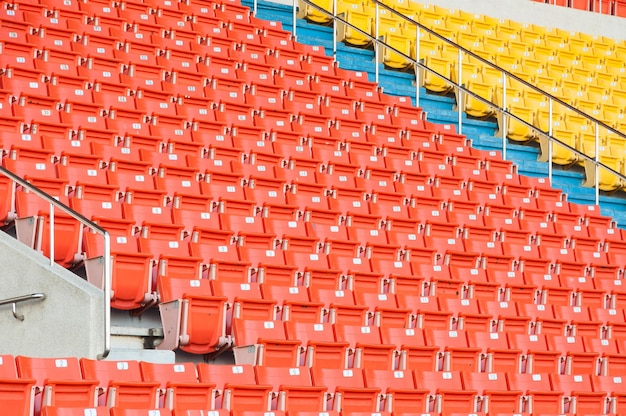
(3, 354, 626, 415)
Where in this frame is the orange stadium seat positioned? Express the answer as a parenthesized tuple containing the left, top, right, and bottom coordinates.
(16, 356, 99, 413)
(79, 358, 160, 409)
(254, 365, 326, 413)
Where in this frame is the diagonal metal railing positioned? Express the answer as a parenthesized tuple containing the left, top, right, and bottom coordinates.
(269, 0, 626, 206)
(0, 166, 111, 359)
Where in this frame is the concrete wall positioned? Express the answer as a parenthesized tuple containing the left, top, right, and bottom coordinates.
(0, 231, 104, 358)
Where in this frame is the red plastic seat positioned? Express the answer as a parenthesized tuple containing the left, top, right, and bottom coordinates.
(79, 358, 159, 409)
(363, 368, 429, 415)
(547, 334, 600, 375)
(507, 372, 562, 414)
(0, 354, 36, 416)
(254, 366, 326, 413)
(231, 318, 300, 367)
(311, 367, 382, 414)
(424, 328, 481, 372)
(509, 333, 561, 374)
(108, 409, 173, 416)
(416, 370, 477, 414)
(551, 373, 606, 415)
(591, 374, 626, 414)
(157, 275, 230, 355)
(518, 302, 568, 336)
(380, 326, 436, 372)
(461, 371, 523, 414)
(196, 363, 256, 407)
(17, 356, 99, 412)
(334, 323, 396, 370)
(284, 321, 349, 368)
(139, 361, 216, 413)
(42, 407, 110, 416)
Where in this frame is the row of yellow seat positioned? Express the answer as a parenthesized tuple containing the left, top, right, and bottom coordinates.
(299, 0, 626, 192)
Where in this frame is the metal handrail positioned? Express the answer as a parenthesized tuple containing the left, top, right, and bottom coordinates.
(0, 166, 111, 359)
(283, 0, 626, 205)
(0, 293, 46, 321)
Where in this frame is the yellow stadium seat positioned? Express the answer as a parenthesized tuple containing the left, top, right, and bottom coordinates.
(533, 73, 559, 91)
(338, 0, 366, 14)
(436, 43, 466, 63)
(520, 28, 543, 44)
(520, 84, 549, 106)
(498, 97, 538, 142)
(495, 19, 520, 39)
(569, 66, 594, 82)
(611, 118, 626, 136)
(380, 0, 414, 16)
(579, 131, 608, 159)
(559, 77, 586, 96)
(420, 54, 453, 93)
(598, 102, 623, 126)
(494, 54, 521, 72)
(374, 15, 403, 38)
(538, 124, 579, 166)
(417, 12, 446, 32)
(611, 88, 626, 108)
(590, 34, 616, 52)
(459, 78, 496, 119)
(508, 39, 534, 57)
(478, 66, 512, 103)
(298, 0, 333, 23)
(431, 26, 457, 44)
(569, 94, 601, 114)
(493, 84, 523, 109)
(563, 110, 595, 148)
(605, 55, 626, 74)
(582, 153, 624, 192)
(456, 32, 482, 50)
(450, 60, 482, 86)
(471, 14, 497, 34)
(414, 2, 444, 22)
(482, 34, 507, 52)
(446, 8, 471, 26)
(534, 107, 564, 135)
(379, 32, 413, 69)
(586, 84, 610, 101)
(467, 48, 493, 63)
(340, 10, 373, 47)
(543, 27, 568, 47)
(568, 34, 592, 56)
(545, 60, 569, 78)
(414, 31, 446, 60)
(606, 133, 626, 156)
(594, 69, 618, 87)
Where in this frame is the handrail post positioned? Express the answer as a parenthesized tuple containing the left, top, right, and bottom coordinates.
(375, 2, 380, 84)
(332, 0, 337, 59)
(49, 202, 54, 267)
(415, 25, 420, 108)
(501, 72, 507, 160)
(457, 48, 463, 135)
(292, 0, 297, 39)
(98, 231, 111, 360)
(595, 122, 600, 206)
(548, 98, 553, 185)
